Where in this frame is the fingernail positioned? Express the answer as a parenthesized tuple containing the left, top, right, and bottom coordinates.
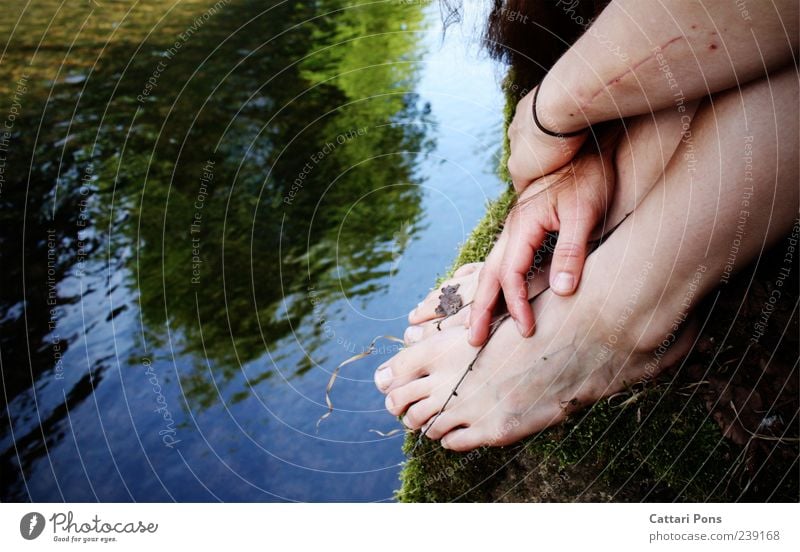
(404, 325, 423, 343)
(553, 272, 575, 294)
(385, 394, 395, 411)
(515, 319, 528, 336)
(375, 366, 393, 390)
(468, 324, 475, 342)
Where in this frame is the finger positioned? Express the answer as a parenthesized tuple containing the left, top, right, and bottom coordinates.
(528, 262, 552, 299)
(498, 222, 546, 337)
(467, 270, 499, 346)
(550, 198, 597, 296)
(467, 233, 508, 346)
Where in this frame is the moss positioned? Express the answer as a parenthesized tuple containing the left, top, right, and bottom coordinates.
(396, 73, 798, 503)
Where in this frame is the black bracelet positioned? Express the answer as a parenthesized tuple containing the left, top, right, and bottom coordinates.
(531, 83, 587, 138)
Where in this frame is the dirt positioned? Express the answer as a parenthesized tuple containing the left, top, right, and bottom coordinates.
(435, 284, 464, 316)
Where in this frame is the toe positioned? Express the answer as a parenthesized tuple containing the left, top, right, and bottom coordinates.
(373, 344, 431, 393)
(403, 324, 424, 345)
(404, 307, 470, 345)
(453, 262, 482, 278)
(421, 411, 468, 440)
(385, 377, 432, 417)
(440, 427, 486, 452)
(408, 274, 473, 325)
(402, 397, 442, 430)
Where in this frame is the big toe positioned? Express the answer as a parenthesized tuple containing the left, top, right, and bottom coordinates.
(373, 343, 431, 393)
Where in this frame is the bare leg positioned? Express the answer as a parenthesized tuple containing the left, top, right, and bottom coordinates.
(377, 68, 798, 451)
(403, 101, 701, 340)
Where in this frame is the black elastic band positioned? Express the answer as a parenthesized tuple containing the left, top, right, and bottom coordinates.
(531, 83, 587, 138)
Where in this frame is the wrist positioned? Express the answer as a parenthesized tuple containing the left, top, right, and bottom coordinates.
(534, 78, 589, 136)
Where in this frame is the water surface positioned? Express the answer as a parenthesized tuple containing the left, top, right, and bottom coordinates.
(0, 0, 505, 501)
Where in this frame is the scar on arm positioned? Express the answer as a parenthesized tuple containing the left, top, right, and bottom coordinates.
(579, 35, 686, 111)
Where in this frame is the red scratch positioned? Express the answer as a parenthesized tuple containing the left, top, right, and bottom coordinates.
(584, 36, 685, 105)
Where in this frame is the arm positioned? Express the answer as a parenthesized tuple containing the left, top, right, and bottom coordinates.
(484, 0, 796, 346)
(538, 0, 799, 133)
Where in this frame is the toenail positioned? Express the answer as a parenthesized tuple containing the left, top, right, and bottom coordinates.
(553, 272, 575, 293)
(375, 366, 393, 389)
(385, 394, 395, 411)
(404, 325, 423, 343)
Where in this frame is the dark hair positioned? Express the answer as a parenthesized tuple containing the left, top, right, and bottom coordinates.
(442, 1, 610, 99)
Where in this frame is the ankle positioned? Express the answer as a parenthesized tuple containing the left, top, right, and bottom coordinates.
(579, 257, 659, 356)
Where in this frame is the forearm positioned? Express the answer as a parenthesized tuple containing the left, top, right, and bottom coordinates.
(539, 0, 798, 133)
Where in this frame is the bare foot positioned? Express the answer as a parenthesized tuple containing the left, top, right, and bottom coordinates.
(376, 278, 694, 451)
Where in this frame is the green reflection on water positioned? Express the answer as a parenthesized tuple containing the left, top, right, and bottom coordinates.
(0, 0, 433, 413)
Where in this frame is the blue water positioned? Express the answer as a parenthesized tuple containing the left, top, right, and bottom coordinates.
(0, 0, 505, 501)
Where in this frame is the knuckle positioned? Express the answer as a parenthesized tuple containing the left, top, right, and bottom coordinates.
(506, 156, 521, 177)
(554, 240, 586, 260)
(477, 266, 499, 287)
(497, 265, 514, 282)
(500, 277, 522, 297)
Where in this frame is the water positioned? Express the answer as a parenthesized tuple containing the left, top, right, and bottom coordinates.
(0, 0, 505, 501)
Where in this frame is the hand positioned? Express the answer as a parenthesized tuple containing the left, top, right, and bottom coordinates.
(506, 85, 587, 193)
(468, 148, 616, 346)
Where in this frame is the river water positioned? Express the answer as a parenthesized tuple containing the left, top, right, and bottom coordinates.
(0, 0, 505, 501)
